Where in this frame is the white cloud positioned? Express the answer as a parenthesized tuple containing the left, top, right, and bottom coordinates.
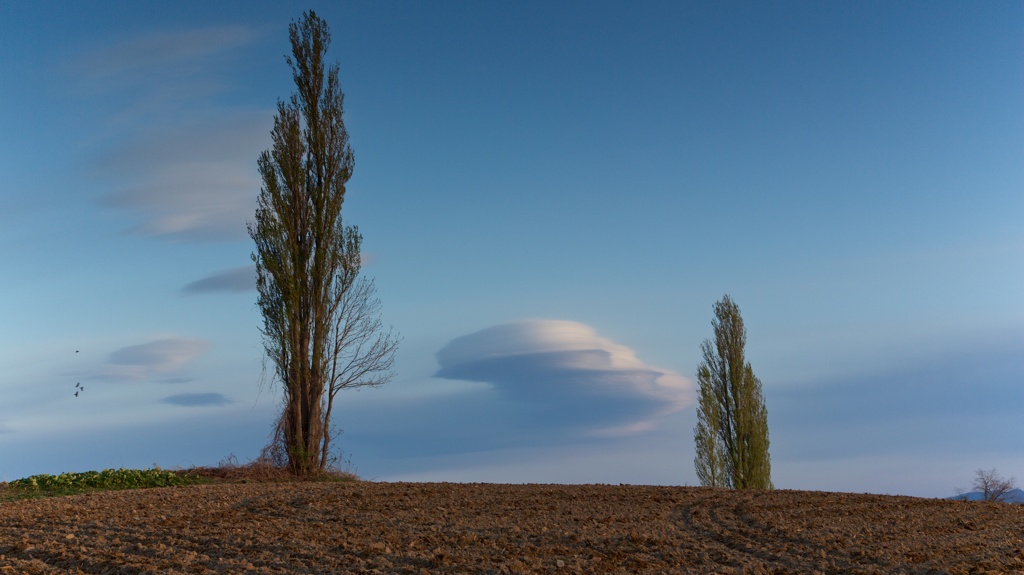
(97, 110, 273, 241)
(105, 160, 260, 240)
(434, 319, 693, 436)
(75, 25, 260, 94)
(182, 265, 256, 294)
(88, 338, 210, 383)
(71, 23, 273, 242)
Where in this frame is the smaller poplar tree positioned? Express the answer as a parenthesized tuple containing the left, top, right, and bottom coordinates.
(693, 295, 772, 490)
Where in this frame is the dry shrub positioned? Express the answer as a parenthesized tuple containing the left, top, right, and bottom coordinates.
(176, 449, 358, 484)
(173, 417, 359, 484)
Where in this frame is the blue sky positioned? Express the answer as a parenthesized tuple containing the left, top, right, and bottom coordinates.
(1, 1, 1021, 497)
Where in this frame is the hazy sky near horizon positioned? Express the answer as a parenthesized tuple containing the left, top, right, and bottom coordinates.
(1, 1, 1022, 497)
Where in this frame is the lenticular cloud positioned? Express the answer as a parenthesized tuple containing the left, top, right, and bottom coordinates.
(435, 320, 693, 436)
(89, 338, 210, 383)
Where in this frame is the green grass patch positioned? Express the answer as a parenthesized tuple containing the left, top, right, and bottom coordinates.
(1, 467, 211, 501)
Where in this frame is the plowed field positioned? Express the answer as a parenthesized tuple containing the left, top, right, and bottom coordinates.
(2, 482, 1023, 574)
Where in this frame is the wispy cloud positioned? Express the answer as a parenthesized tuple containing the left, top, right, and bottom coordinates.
(182, 265, 256, 294)
(97, 111, 272, 241)
(182, 257, 378, 294)
(434, 319, 692, 437)
(162, 393, 232, 407)
(75, 25, 260, 96)
(769, 334, 1024, 461)
(88, 338, 210, 383)
(71, 24, 272, 242)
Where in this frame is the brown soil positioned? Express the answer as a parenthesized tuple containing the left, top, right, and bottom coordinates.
(2, 482, 1023, 574)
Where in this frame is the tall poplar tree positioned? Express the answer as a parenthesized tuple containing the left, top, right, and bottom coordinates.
(249, 11, 398, 475)
(693, 295, 772, 489)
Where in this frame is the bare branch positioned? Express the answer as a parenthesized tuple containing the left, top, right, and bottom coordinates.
(972, 468, 1017, 502)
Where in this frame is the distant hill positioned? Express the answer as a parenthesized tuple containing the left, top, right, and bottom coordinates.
(949, 488, 1024, 503)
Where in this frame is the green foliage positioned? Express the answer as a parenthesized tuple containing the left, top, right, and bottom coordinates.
(693, 295, 773, 490)
(694, 376, 727, 488)
(3, 467, 206, 500)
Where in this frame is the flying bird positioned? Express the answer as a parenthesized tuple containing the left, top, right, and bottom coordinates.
(75, 382, 81, 388)
(74, 391, 79, 397)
